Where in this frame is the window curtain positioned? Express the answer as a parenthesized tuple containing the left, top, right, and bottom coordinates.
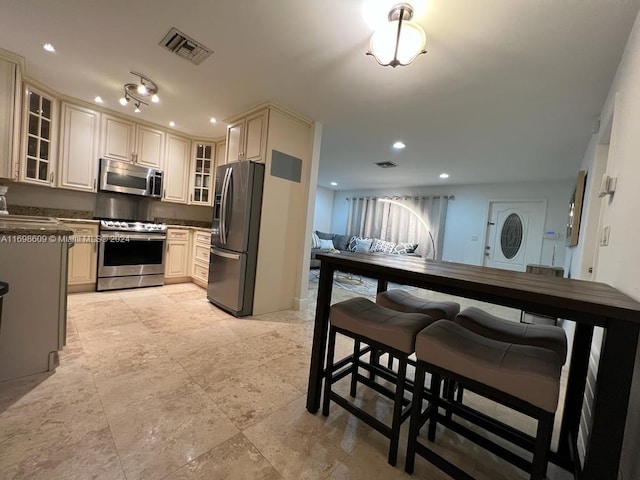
(346, 195, 450, 259)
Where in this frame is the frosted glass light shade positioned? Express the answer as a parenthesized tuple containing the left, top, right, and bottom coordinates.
(369, 18, 426, 67)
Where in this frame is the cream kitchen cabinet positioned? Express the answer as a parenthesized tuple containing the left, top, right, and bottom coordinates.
(189, 142, 215, 206)
(64, 221, 99, 292)
(215, 139, 226, 166)
(163, 134, 191, 204)
(58, 102, 100, 192)
(225, 109, 268, 164)
(19, 84, 58, 186)
(0, 54, 20, 180)
(191, 230, 211, 288)
(100, 114, 164, 169)
(165, 228, 191, 281)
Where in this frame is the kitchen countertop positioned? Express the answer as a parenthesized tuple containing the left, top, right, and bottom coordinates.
(58, 218, 100, 225)
(0, 216, 74, 237)
(167, 225, 211, 233)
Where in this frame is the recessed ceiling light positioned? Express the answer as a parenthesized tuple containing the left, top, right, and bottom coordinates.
(169, 121, 175, 127)
(392, 141, 406, 149)
(42, 43, 55, 53)
(210, 117, 217, 124)
(94, 96, 103, 104)
(330, 182, 338, 186)
(439, 173, 450, 179)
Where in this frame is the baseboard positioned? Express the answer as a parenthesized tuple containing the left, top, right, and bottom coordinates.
(68, 283, 96, 293)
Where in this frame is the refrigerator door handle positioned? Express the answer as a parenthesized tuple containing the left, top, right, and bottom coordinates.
(210, 248, 241, 260)
(220, 167, 231, 245)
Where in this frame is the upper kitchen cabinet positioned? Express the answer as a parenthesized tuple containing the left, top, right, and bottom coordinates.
(0, 55, 21, 181)
(189, 141, 215, 206)
(215, 138, 226, 166)
(225, 109, 268, 164)
(100, 114, 164, 169)
(58, 102, 100, 192)
(163, 134, 190, 204)
(19, 84, 58, 186)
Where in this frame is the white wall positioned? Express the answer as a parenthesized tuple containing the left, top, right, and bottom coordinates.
(568, 10, 640, 479)
(331, 180, 573, 268)
(313, 186, 334, 233)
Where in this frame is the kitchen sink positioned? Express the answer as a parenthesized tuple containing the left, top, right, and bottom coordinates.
(0, 214, 60, 224)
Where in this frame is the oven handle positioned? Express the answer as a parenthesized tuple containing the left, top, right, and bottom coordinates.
(100, 232, 167, 241)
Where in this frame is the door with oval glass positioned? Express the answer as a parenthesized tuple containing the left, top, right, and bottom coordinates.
(483, 200, 546, 271)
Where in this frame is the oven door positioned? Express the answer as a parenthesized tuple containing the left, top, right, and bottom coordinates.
(98, 232, 166, 277)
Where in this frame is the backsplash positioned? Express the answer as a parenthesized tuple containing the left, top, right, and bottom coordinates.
(155, 217, 211, 228)
(9, 205, 93, 219)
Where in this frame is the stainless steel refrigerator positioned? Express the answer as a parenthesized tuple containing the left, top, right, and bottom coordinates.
(207, 160, 265, 316)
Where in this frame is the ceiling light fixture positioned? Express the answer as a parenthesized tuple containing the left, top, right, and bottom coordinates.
(94, 96, 103, 104)
(367, 2, 427, 68)
(169, 121, 175, 127)
(439, 173, 449, 179)
(42, 43, 56, 53)
(393, 141, 406, 149)
(210, 117, 217, 124)
(120, 71, 159, 113)
(330, 182, 338, 186)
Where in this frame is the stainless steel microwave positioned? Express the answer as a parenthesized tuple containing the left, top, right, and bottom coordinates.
(99, 158, 163, 198)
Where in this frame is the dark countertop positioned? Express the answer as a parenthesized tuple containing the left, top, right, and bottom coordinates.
(0, 282, 7, 298)
(0, 217, 73, 237)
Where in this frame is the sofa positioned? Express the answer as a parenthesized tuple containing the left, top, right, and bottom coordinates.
(310, 231, 419, 268)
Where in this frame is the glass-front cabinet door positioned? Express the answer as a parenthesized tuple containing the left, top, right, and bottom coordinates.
(190, 142, 215, 206)
(21, 85, 57, 186)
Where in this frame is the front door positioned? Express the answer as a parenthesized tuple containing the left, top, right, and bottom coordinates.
(483, 200, 546, 271)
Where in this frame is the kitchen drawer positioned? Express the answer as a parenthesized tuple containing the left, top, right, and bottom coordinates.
(194, 244, 210, 263)
(195, 231, 211, 245)
(193, 262, 209, 283)
(168, 229, 189, 240)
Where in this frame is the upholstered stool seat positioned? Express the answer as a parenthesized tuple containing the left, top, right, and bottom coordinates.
(455, 306, 568, 364)
(376, 289, 460, 320)
(406, 320, 563, 480)
(323, 297, 433, 466)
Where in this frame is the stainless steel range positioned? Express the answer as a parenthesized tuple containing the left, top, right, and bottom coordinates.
(94, 189, 166, 292)
(97, 220, 167, 291)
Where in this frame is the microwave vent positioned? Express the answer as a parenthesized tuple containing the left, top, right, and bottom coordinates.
(159, 27, 213, 65)
(375, 161, 397, 168)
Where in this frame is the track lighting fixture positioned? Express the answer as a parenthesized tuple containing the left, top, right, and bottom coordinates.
(120, 72, 159, 113)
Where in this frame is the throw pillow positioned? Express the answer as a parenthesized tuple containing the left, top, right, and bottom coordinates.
(315, 231, 334, 240)
(370, 238, 396, 253)
(355, 238, 373, 253)
(393, 242, 419, 255)
(333, 234, 352, 251)
(311, 232, 321, 249)
(348, 236, 368, 252)
(318, 238, 335, 250)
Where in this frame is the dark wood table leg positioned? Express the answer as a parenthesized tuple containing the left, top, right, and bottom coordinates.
(582, 320, 639, 480)
(558, 322, 593, 462)
(306, 262, 334, 413)
(376, 279, 388, 295)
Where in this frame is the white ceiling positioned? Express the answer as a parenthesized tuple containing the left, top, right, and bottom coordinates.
(0, 0, 638, 190)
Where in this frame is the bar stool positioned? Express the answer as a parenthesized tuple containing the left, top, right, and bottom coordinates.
(406, 320, 563, 480)
(376, 289, 460, 369)
(322, 297, 433, 466)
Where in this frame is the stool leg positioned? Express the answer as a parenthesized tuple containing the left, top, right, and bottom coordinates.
(388, 356, 407, 466)
(444, 378, 454, 420)
(387, 353, 394, 370)
(350, 340, 360, 397)
(531, 412, 554, 480)
(456, 384, 464, 403)
(405, 361, 426, 474)
(428, 373, 442, 442)
(322, 326, 338, 417)
(369, 347, 379, 381)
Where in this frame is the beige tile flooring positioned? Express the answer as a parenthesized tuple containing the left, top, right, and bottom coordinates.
(0, 281, 573, 480)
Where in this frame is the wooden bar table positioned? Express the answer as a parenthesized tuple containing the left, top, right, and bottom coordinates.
(306, 252, 640, 480)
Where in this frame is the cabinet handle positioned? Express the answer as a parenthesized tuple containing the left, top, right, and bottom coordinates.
(163, 189, 166, 199)
(190, 194, 193, 203)
(50, 172, 54, 184)
(93, 178, 97, 190)
(94, 241, 97, 253)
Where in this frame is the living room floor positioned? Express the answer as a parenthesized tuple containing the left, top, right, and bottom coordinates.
(0, 281, 572, 480)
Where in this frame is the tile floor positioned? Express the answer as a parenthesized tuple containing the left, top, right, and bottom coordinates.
(0, 281, 573, 480)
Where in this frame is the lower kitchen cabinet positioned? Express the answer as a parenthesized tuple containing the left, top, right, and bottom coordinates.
(64, 221, 99, 293)
(165, 228, 191, 281)
(191, 230, 211, 288)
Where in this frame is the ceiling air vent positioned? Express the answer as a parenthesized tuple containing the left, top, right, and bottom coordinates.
(159, 27, 213, 65)
(375, 161, 397, 168)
